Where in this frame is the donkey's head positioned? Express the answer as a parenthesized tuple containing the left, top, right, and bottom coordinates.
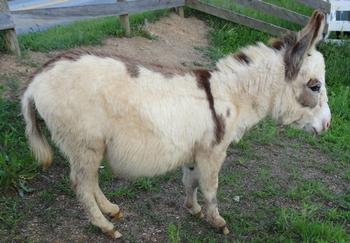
(272, 10, 331, 135)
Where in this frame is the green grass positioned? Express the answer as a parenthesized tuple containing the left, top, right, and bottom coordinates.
(0, 97, 38, 191)
(1, 10, 167, 53)
(201, 0, 313, 31)
(167, 223, 181, 243)
(275, 203, 350, 242)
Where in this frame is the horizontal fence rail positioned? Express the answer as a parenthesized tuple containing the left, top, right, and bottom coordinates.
(186, 0, 290, 36)
(11, 0, 185, 17)
(294, 0, 331, 12)
(0, 12, 14, 30)
(232, 0, 309, 26)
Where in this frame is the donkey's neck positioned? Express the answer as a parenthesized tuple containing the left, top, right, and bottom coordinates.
(210, 43, 284, 140)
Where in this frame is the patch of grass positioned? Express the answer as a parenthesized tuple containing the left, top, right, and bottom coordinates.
(38, 188, 56, 205)
(167, 223, 181, 243)
(253, 168, 281, 199)
(107, 185, 137, 199)
(275, 203, 350, 242)
(56, 175, 75, 198)
(133, 177, 160, 193)
(345, 170, 350, 181)
(0, 197, 24, 232)
(264, 0, 313, 16)
(18, 10, 168, 52)
(0, 98, 38, 190)
(287, 180, 333, 201)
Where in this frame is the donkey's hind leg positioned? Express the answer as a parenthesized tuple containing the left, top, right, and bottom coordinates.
(68, 141, 122, 239)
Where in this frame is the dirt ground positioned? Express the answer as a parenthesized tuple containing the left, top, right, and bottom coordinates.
(1, 14, 349, 242)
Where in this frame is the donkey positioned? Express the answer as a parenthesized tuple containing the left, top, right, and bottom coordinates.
(22, 10, 330, 238)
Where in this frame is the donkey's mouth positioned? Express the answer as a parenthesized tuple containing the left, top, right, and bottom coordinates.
(301, 124, 319, 136)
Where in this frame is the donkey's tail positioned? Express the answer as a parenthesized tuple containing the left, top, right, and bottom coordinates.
(21, 90, 53, 169)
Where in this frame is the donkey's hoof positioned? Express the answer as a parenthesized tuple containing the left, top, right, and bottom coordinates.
(221, 226, 230, 235)
(110, 211, 123, 221)
(106, 229, 122, 239)
(193, 211, 204, 219)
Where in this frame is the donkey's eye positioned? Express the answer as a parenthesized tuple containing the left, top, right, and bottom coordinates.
(307, 79, 321, 93)
(310, 83, 321, 92)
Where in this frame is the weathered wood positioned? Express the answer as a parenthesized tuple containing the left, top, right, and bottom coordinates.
(12, 0, 185, 17)
(0, 12, 15, 30)
(0, 0, 20, 56)
(4, 29, 20, 55)
(186, 0, 289, 36)
(176, 6, 185, 17)
(233, 0, 309, 26)
(293, 0, 331, 13)
(118, 0, 130, 37)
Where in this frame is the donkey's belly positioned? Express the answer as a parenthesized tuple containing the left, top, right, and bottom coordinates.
(106, 132, 194, 178)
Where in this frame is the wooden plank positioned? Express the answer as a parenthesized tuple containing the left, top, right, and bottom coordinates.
(0, 12, 15, 30)
(186, 0, 289, 36)
(118, 0, 130, 37)
(293, 0, 331, 13)
(0, 0, 20, 56)
(11, 0, 185, 17)
(176, 6, 185, 17)
(4, 29, 21, 56)
(233, 0, 309, 26)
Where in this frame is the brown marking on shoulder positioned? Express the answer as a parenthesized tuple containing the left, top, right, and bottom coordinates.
(226, 108, 231, 118)
(193, 69, 225, 145)
(215, 114, 226, 144)
(233, 51, 251, 64)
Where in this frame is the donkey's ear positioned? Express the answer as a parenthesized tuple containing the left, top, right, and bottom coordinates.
(285, 10, 326, 80)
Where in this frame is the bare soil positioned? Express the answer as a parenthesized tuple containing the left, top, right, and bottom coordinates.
(1, 14, 349, 242)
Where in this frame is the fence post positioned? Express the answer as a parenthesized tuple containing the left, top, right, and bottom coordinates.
(175, 7, 184, 17)
(117, 0, 131, 37)
(0, 0, 20, 56)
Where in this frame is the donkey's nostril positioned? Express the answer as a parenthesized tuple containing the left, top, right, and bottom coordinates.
(323, 121, 330, 131)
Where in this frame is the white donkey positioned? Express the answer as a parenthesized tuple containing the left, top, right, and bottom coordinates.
(22, 11, 331, 238)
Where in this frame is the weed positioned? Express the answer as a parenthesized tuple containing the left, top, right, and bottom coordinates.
(133, 177, 160, 192)
(167, 223, 181, 243)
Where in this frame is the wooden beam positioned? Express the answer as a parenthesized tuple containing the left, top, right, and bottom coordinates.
(232, 0, 309, 26)
(0, 0, 20, 56)
(118, 0, 130, 37)
(176, 7, 185, 17)
(0, 12, 15, 30)
(12, 0, 185, 17)
(293, 0, 331, 13)
(186, 0, 289, 36)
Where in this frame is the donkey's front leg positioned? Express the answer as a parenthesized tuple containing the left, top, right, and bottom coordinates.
(197, 151, 229, 235)
(182, 166, 204, 218)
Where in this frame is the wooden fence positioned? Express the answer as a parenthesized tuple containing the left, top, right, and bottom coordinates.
(0, 0, 331, 56)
